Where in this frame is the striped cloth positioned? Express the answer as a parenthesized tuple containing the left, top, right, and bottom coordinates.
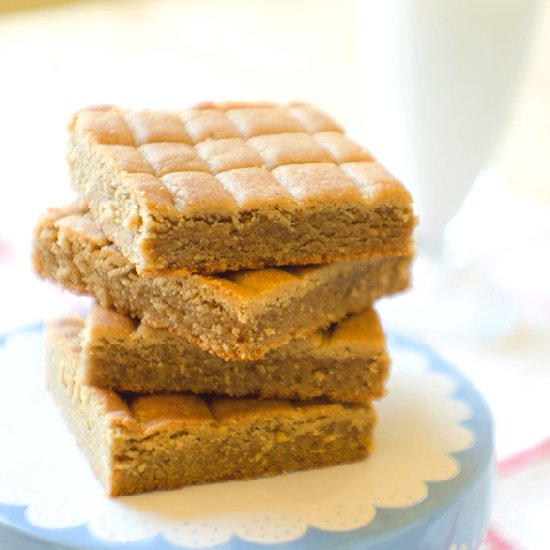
(483, 439, 550, 549)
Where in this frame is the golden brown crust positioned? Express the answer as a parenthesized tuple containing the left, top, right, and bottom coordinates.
(68, 102, 415, 274)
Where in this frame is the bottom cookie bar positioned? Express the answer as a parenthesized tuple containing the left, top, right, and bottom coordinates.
(46, 318, 377, 496)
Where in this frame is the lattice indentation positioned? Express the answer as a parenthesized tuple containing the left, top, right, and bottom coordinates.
(195, 138, 264, 174)
(139, 143, 208, 176)
(313, 132, 374, 163)
(340, 162, 401, 199)
(222, 267, 300, 295)
(247, 133, 334, 169)
(129, 393, 213, 425)
(271, 163, 363, 206)
(160, 172, 238, 214)
(215, 167, 296, 210)
(124, 110, 193, 145)
(289, 104, 343, 132)
(87, 371, 348, 431)
(225, 106, 305, 138)
(123, 390, 346, 429)
(71, 102, 408, 214)
(180, 108, 241, 143)
(96, 145, 153, 174)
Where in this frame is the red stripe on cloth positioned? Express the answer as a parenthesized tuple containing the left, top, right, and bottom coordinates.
(486, 439, 550, 549)
(0, 240, 13, 262)
(485, 527, 521, 550)
(498, 438, 550, 477)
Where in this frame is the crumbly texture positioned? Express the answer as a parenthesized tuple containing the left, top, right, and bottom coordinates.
(78, 303, 389, 401)
(32, 205, 411, 361)
(46, 318, 377, 496)
(68, 102, 415, 275)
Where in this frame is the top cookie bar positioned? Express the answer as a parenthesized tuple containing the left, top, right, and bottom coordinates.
(68, 102, 415, 275)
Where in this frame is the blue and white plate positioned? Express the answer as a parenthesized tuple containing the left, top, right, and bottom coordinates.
(0, 325, 494, 549)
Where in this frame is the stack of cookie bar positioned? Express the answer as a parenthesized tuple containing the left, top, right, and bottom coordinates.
(32, 102, 415, 496)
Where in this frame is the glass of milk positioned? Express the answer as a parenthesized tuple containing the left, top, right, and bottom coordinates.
(357, 0, 540, 341)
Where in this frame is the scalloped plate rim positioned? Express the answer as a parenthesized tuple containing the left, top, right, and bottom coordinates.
(0, 324, 495, 550)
